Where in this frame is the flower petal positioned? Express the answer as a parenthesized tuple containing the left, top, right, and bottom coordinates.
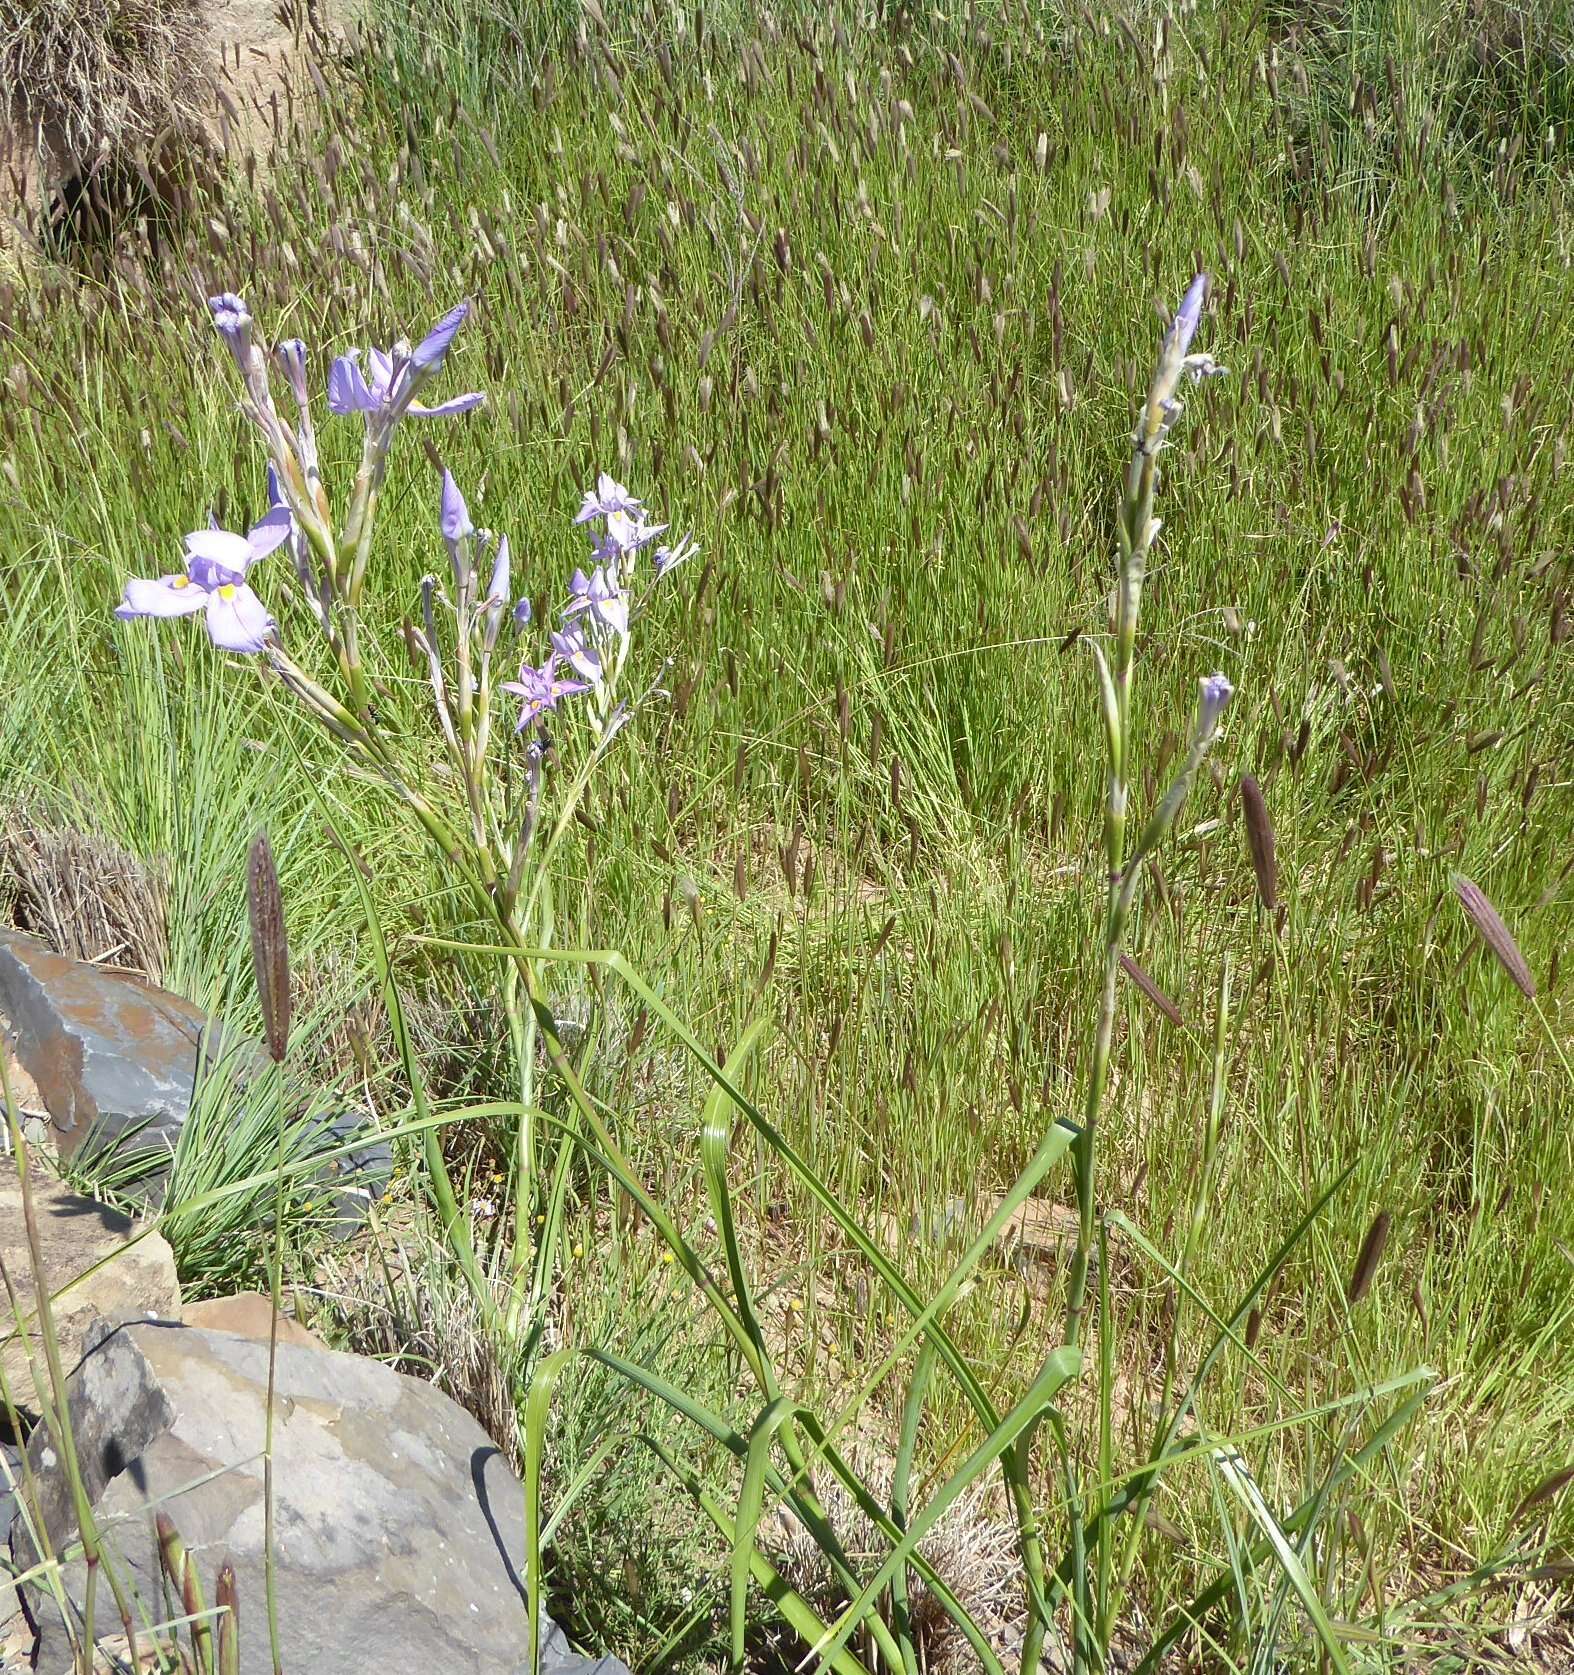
(184, 528, 254, 571)
(116, 574, 209, 619)
(246, 504, 294, 563)
(327, 353, 379, 415)
(205, 583, 275, 653)
(408, 391, 486, 418)
(410, 301, 469, 371)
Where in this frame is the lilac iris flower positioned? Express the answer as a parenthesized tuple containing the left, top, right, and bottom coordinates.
(551, 625, 604, 685)
(596, 508, 667, 563)
(327, 302, 484, 424)
(116, 505, 291, 654)
(652, 534, 700, 578)
(575, 473, 645, 525)
(502, 653, 592, 730)
(562, 566, 629, 637)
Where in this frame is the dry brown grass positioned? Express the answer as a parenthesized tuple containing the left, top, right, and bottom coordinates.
(0, 0, 210, 180)
(0, 808, 169, 981)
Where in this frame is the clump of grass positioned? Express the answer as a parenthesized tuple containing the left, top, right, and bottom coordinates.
(1, 0, 209, 174)
(0, 808, 169, 981)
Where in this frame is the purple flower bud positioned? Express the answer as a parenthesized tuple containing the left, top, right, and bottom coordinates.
(273, 338, 310, 406)
(1196, 671, 1234, 742)
(209, 293, 254, 369)
(440, 470, 472, 588)
(482, 535, 511, 652)
(653, 533, 699, 578)
(512, 598, 533, 630)
(1169, 274, 1207, 360)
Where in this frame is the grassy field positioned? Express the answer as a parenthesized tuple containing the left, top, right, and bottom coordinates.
(1, 0, 1572, 1668)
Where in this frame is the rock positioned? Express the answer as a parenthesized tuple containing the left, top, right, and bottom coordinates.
(296, 1107, 393, 1240)
(180, 1291, 323, 1350)
(0, 935, 388, 1236)
(15, 1320, 628, 1675)
(0, 929, 255, 1178)
(0, 1173, 181, 1407)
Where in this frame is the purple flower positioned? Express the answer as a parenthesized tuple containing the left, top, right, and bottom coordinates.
(209, 293, 255, 370)
(1167, 274, 1207, 361)
(116, 506, 291, 654)
(574, 472, 645, 525)
(512, 598, 533, 630)
(551, 625, 604, 684)
(652, 534, 699, 578)
(1196, 671, 1234, 741)
(502, 652, 592, 730)
(327, 302, 484, 425)
(596, 508, 667, 563)
(562, 566, 629, 637)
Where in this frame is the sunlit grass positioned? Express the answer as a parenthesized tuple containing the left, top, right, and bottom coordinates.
(0, 0, 1570, 1666)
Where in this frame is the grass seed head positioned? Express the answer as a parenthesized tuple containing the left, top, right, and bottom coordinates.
(247, 831, 292, 1064)
(1452, 873, 1537, 998)
(1239, 774, 1278, 909)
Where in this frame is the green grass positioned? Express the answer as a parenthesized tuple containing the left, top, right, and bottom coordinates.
(1, 0, 1572, 1667)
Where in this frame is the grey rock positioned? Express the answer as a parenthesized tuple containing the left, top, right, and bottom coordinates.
(14, 1319, 627, 1675)
(295, 1107, 393, 1240)
(0, 929, 254, 1178)
(0, 1441, 19, 1548)
(0, 1173, 181, 1405)
(0, 935, 388, 1236)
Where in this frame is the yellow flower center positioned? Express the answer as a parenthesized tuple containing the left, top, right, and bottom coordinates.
(217, 584, 238, 600)
(172, 576, 190, 589)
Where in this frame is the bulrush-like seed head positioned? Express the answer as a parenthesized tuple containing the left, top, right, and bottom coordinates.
(1346, 1211, 1391, 1305)
(247, 831, 293, 1063)
(1453, 873, 1537, 998)
(1240, 775, 1278, 909)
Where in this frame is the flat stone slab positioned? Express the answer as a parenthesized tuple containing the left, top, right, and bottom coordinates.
(0, 1173, 180, 1409)
(0, 933, 389, 1231)
(15, 1319, 627, 1675)
(0, 930, 249, 1173)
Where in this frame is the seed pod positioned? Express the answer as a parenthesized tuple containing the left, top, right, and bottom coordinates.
(1245, 1306, 1263, 1350)
(216, 1564, 240, 1675)
(247, 832, 292, 1062)
(1240, 776, 1278, 909)
(1347, 1211, 1391, 1304)
(1513, 1463, 1574, 1523)
(1453, 873, 1536, 997)
(1119, 953, 1185, 1029)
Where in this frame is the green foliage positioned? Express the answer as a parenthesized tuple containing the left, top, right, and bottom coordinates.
(1, 0, 1571, 1668)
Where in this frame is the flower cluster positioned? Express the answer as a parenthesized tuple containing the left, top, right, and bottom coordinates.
(505, 472, 697, 737)
(118, 294, 484, 652)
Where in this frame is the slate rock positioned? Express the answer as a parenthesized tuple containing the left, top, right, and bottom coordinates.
(296, 1106, 393, 1240)
(0, 934, 390, 1234)
(0, 929, 253, 1174)
(14, 1319, 628, 1675)
(0, 1173, 180, 1405)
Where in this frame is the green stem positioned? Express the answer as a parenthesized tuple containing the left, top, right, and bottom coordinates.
(262, 1058, 287, 1675)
